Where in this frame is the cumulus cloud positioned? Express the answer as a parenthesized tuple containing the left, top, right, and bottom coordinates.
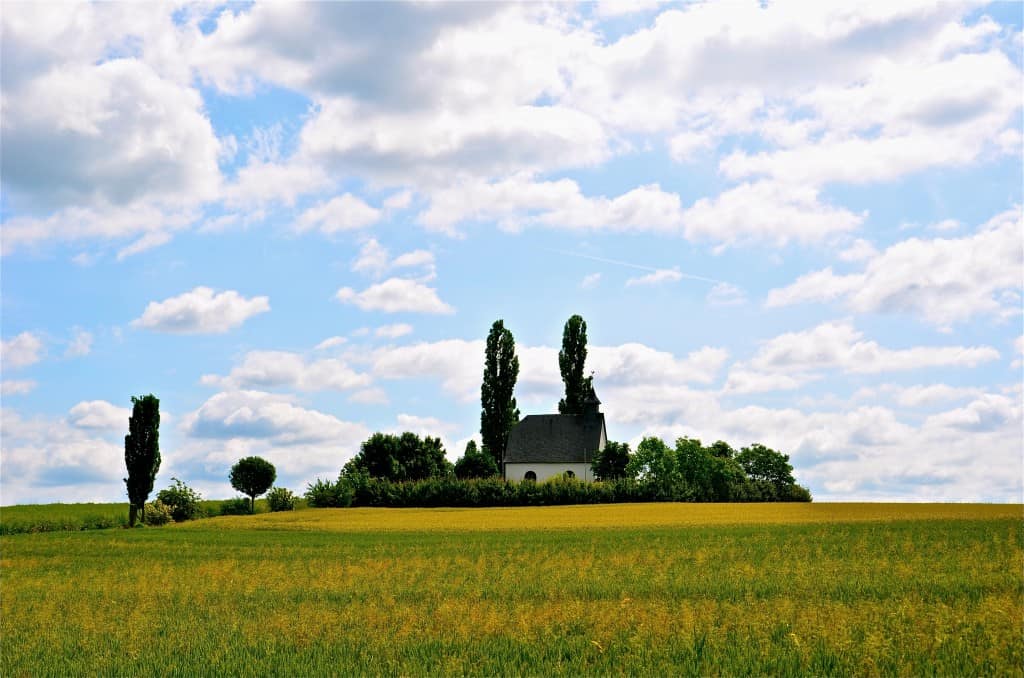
(767, 209, 1023, 328)
(352, 239, 436, 280)
(0, 409, 125, 504)
(419, 174, 862, 248)
(69, 400, 130, 430)
(132, 287, 270, 334)
(1, 4, 222, 253)
(293, 194, 381, 234)
(183, 390, 368, 447)
(2, 332, 44, 369)
(200, 350, 370, 392)
(363, 338, 729, 404)
(725, 321, 999, 393)
(580, 273, 602, 289)
(336, 278, 455, 314)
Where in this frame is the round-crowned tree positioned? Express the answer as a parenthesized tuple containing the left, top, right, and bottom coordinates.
(229, 456, 277, 513)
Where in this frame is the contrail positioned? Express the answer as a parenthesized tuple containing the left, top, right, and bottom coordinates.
(548, 249, 727, 285)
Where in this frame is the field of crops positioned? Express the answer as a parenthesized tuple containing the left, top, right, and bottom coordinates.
(2, 503, 1021, 676)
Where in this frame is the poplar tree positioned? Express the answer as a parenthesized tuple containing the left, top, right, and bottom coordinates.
(124, 394, 161, 527)
(558, 314, 591, 414)
(480, 319, 520, 469)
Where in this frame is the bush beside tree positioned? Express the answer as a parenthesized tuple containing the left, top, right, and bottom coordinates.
(266, 487, 297, 512)
(454, 440, 499, 479)
(156, 478, 203, 521)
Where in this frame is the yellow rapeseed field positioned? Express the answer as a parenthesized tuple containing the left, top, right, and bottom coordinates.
(3, 502, 1022, 676)
(187, 500, 1023, 532)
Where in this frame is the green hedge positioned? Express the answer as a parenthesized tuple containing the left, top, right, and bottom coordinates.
(318, 474, 811, 509)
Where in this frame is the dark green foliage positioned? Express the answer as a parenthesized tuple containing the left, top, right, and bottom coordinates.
(219, 498, 252, 515)
(707, 440, 735, 459)
(480, 319, 521, 468)
(266, 487, 296, 512)
(124, 394, 161, 527)
(304, 477, 354, 508)
(736, 443, 797, 489)
(454, 440, 499, 479)
(557, 314, 592, 414)
(229, 456, 277, 513)
(156, 477, 202, 522)
(627, 436, 679, 495)
(343, 432, 452, 482)
(591, 440, 632, 480)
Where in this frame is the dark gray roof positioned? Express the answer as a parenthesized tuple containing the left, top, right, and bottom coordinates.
(504, 413, 605, 464)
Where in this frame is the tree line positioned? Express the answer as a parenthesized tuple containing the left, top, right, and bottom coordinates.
(120, 314, 809, 522)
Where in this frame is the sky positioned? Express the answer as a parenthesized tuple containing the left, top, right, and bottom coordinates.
(1, 1, 1022, 505)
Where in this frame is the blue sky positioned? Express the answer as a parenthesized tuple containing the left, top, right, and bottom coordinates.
(2, 1, 1021, 504)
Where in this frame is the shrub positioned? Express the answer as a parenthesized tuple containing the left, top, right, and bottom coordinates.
(266, 487, 296, 512)
(156, 477, 203, 522)
(219, 498, 252, 515)
(141, 500, 172, 526)
(305, 478, 354, 508)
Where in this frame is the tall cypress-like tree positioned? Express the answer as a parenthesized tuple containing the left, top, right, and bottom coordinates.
(124, 394, 161, 527)
(558, 314, 592, 414)
(480, 319, 520, 469)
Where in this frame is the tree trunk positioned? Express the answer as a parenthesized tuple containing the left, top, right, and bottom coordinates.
(129, 504, 138, 527)
(250, 496, 255, 514)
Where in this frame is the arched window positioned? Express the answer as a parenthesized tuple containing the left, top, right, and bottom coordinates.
(565, 470, 575, 479)
(524, 471, 537, 482)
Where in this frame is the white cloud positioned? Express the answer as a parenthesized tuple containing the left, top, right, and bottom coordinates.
(625, 268, 682, 287)
(183, 390, 368, 447)
(200, 350, 371, 392)
(0, 409, 126, 504)
(747, 321, 999, 375)
(352, 239, 436, 280)
(132, 287, 270, 334)
(2, 332, 45, 370)
(838, 239, 878, 263)
(69, 400, 130, 430)
(580, 273, 601, 289)
(679, 181, 864, 248)
(352, 239, 391, 277)
(1, 5, 222, 253)
(419, 174, 684, 236)
(890, 384, 984, 408)
(364, 338, 729, 404)
(65, 328, 93, 358)
(1, 380, 37, 396)
(336, 278, 455, 314)
(293, 193, 381, 234)
(767, 209, 1023, 328)
(706, 282, 747, 307)
(315, 336, 348, 351)
(376, 324, 413, 339)
(383, 190, 414, 211)
(420, 174, 863, 248)
(175, 390, 371, 486)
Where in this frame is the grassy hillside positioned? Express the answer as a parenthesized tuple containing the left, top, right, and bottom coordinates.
(2, 503, 1021, 676)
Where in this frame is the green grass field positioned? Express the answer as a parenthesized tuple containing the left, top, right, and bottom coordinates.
(2, 503, 1021, 676)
